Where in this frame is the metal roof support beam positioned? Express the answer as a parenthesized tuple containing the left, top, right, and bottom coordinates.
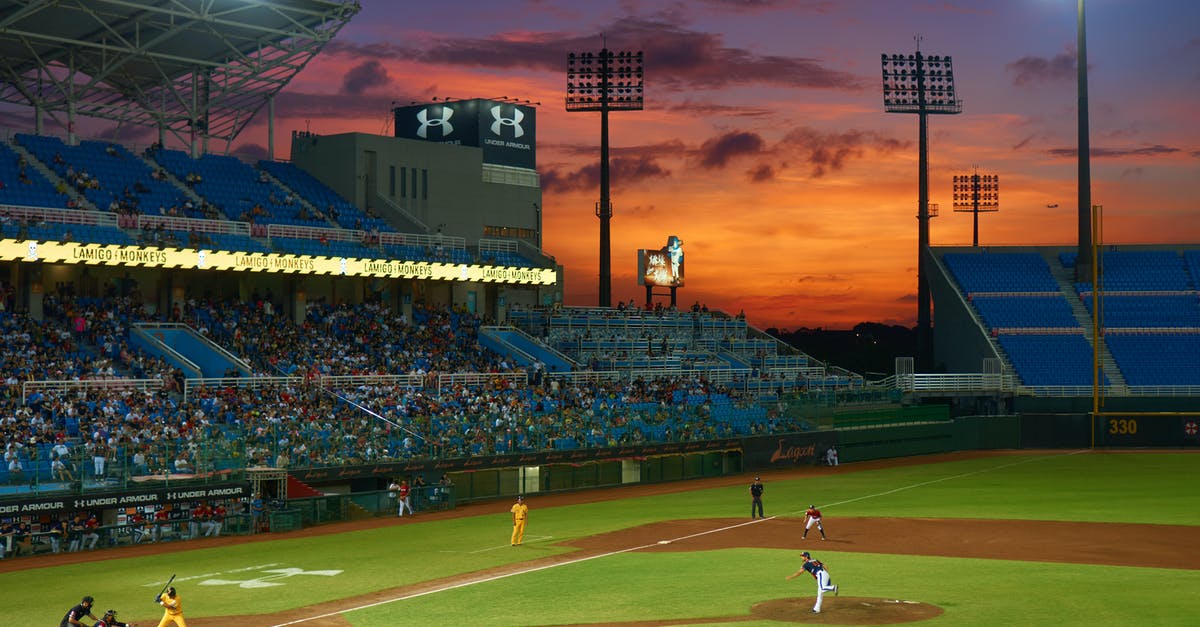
(0, 0, 361, 148)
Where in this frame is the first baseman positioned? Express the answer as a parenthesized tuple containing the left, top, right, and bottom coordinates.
(802, 504, 827, 540)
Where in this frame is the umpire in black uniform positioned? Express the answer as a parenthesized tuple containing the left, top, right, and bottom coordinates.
(60, 595, 97, 626)
(749, 476, 765, 518)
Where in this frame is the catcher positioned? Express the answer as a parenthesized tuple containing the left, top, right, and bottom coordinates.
(155, 586, 186, 627)
(94, 608, 131, 627)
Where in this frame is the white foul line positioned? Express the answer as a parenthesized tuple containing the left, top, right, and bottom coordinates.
(467, 535, 555, 554)
(273, 451, 1086, 626)
(270, 518, 773, 626)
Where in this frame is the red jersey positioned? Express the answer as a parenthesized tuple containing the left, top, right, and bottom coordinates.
(398, 483, 411, 499)
(806, 507, 822, 519)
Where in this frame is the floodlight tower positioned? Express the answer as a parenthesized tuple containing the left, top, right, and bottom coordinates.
(1075, 0, 1093, 282)
(953, 170, 999, 247)
(567, 46, 644, 308)
(882, 41, 962, 372)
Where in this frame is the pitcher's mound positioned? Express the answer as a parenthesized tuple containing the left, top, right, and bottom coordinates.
(752, 597, 943, 624)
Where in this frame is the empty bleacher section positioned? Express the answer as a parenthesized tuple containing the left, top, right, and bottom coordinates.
(258, 160, 389, 232)
(941, 251, 1098, 387)
(15, 134, 184, 219)
(0, 141, 66, 209)
(151, 148, 327, 228)
(936, 246, 1200, 391)
(1063, 249, 1200, 386)
(511, 306, 858, 391)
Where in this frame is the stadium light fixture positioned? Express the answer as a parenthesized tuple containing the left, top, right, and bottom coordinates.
(952, 170, 999, 247)
(1075, 0, 1093, 282)
(567, 46, 645, 308)
(881, 38, 962, 372)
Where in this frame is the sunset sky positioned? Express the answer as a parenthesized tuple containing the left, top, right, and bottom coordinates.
(9, 0, 1200, 330)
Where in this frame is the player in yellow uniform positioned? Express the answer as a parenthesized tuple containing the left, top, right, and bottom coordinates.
(510, 495, 528, 546)
(155, 586, 186, 627)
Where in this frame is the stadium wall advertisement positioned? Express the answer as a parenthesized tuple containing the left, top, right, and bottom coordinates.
(0, 239, 556, 285)
(393, 99, 536, 169)
(0, 482, 251, 516)
(742, 432, 837, 469)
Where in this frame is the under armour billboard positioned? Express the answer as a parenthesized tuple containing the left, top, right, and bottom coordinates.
(393, 99, 537, 169)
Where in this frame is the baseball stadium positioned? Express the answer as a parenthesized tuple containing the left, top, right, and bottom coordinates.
(1, 2, 1198, 626)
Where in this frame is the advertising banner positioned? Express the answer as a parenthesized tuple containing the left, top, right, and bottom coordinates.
(741, 432, 837, 470)
(0, 482, 251, 516)
(394, 99, 536, 169)
(0, 240, 556, 285)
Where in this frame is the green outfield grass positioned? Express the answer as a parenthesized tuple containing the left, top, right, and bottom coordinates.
(7, 451, 1198, 625)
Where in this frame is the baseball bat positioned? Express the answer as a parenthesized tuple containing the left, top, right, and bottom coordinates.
(157, 573, 176, 599)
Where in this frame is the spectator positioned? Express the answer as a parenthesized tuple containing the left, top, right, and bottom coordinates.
(51, 455, 74, 482)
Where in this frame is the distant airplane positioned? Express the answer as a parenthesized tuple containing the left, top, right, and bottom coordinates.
(1046, 203, 1059, 208)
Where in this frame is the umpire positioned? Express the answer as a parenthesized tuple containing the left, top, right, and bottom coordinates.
(749, 476, 765, 518)
(60, 595, 98, 627)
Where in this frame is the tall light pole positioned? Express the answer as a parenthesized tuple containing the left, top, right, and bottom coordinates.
(567, 46, 644, 308)
(1075, 0, 1093, 282)
(882, 41, 962, 371)
(953, 169, 999, 247)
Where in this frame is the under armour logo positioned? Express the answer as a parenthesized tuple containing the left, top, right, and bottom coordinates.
(417, 107, 453, 138)
(490, 106, 524, 138)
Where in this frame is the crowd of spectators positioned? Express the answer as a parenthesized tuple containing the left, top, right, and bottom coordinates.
(0, 291, 812, 490)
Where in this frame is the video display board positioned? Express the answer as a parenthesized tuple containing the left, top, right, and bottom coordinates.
(637, 235, 684, 287)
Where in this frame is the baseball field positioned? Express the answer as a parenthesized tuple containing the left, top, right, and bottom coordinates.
(7, 450, 1199, 626)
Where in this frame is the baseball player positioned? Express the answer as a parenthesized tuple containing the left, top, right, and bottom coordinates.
(60, 595, 98, 627)
(397, 480, 414, 516)
(155, 586, 186, 627)
(510, 495, 528, 546)
(802, 504, 827, 540)
(786, 551, 838, 613)
(93, 608, 131, 627)
(749, 476, 765, 519)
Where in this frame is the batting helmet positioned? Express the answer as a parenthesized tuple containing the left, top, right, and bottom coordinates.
(801, 551, 811, 558)
(167, 586, 177, 596)
(104, 610, 117, 617)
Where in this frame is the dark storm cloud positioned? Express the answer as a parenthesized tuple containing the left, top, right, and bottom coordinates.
(747, 163, 775, 182)
(779, 127, 908, 177)
(1046, 144, 1181, 158)
(325, 14, 862, 92)
(342, 60, 391, 95)
(1007, 51, 1076, 86)
(540, 155, 672, 193)
(698, 131, 766, 168)
(544, 125, 900, 189)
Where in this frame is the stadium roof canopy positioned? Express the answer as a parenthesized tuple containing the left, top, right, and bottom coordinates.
(0, 0, 359, 145)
